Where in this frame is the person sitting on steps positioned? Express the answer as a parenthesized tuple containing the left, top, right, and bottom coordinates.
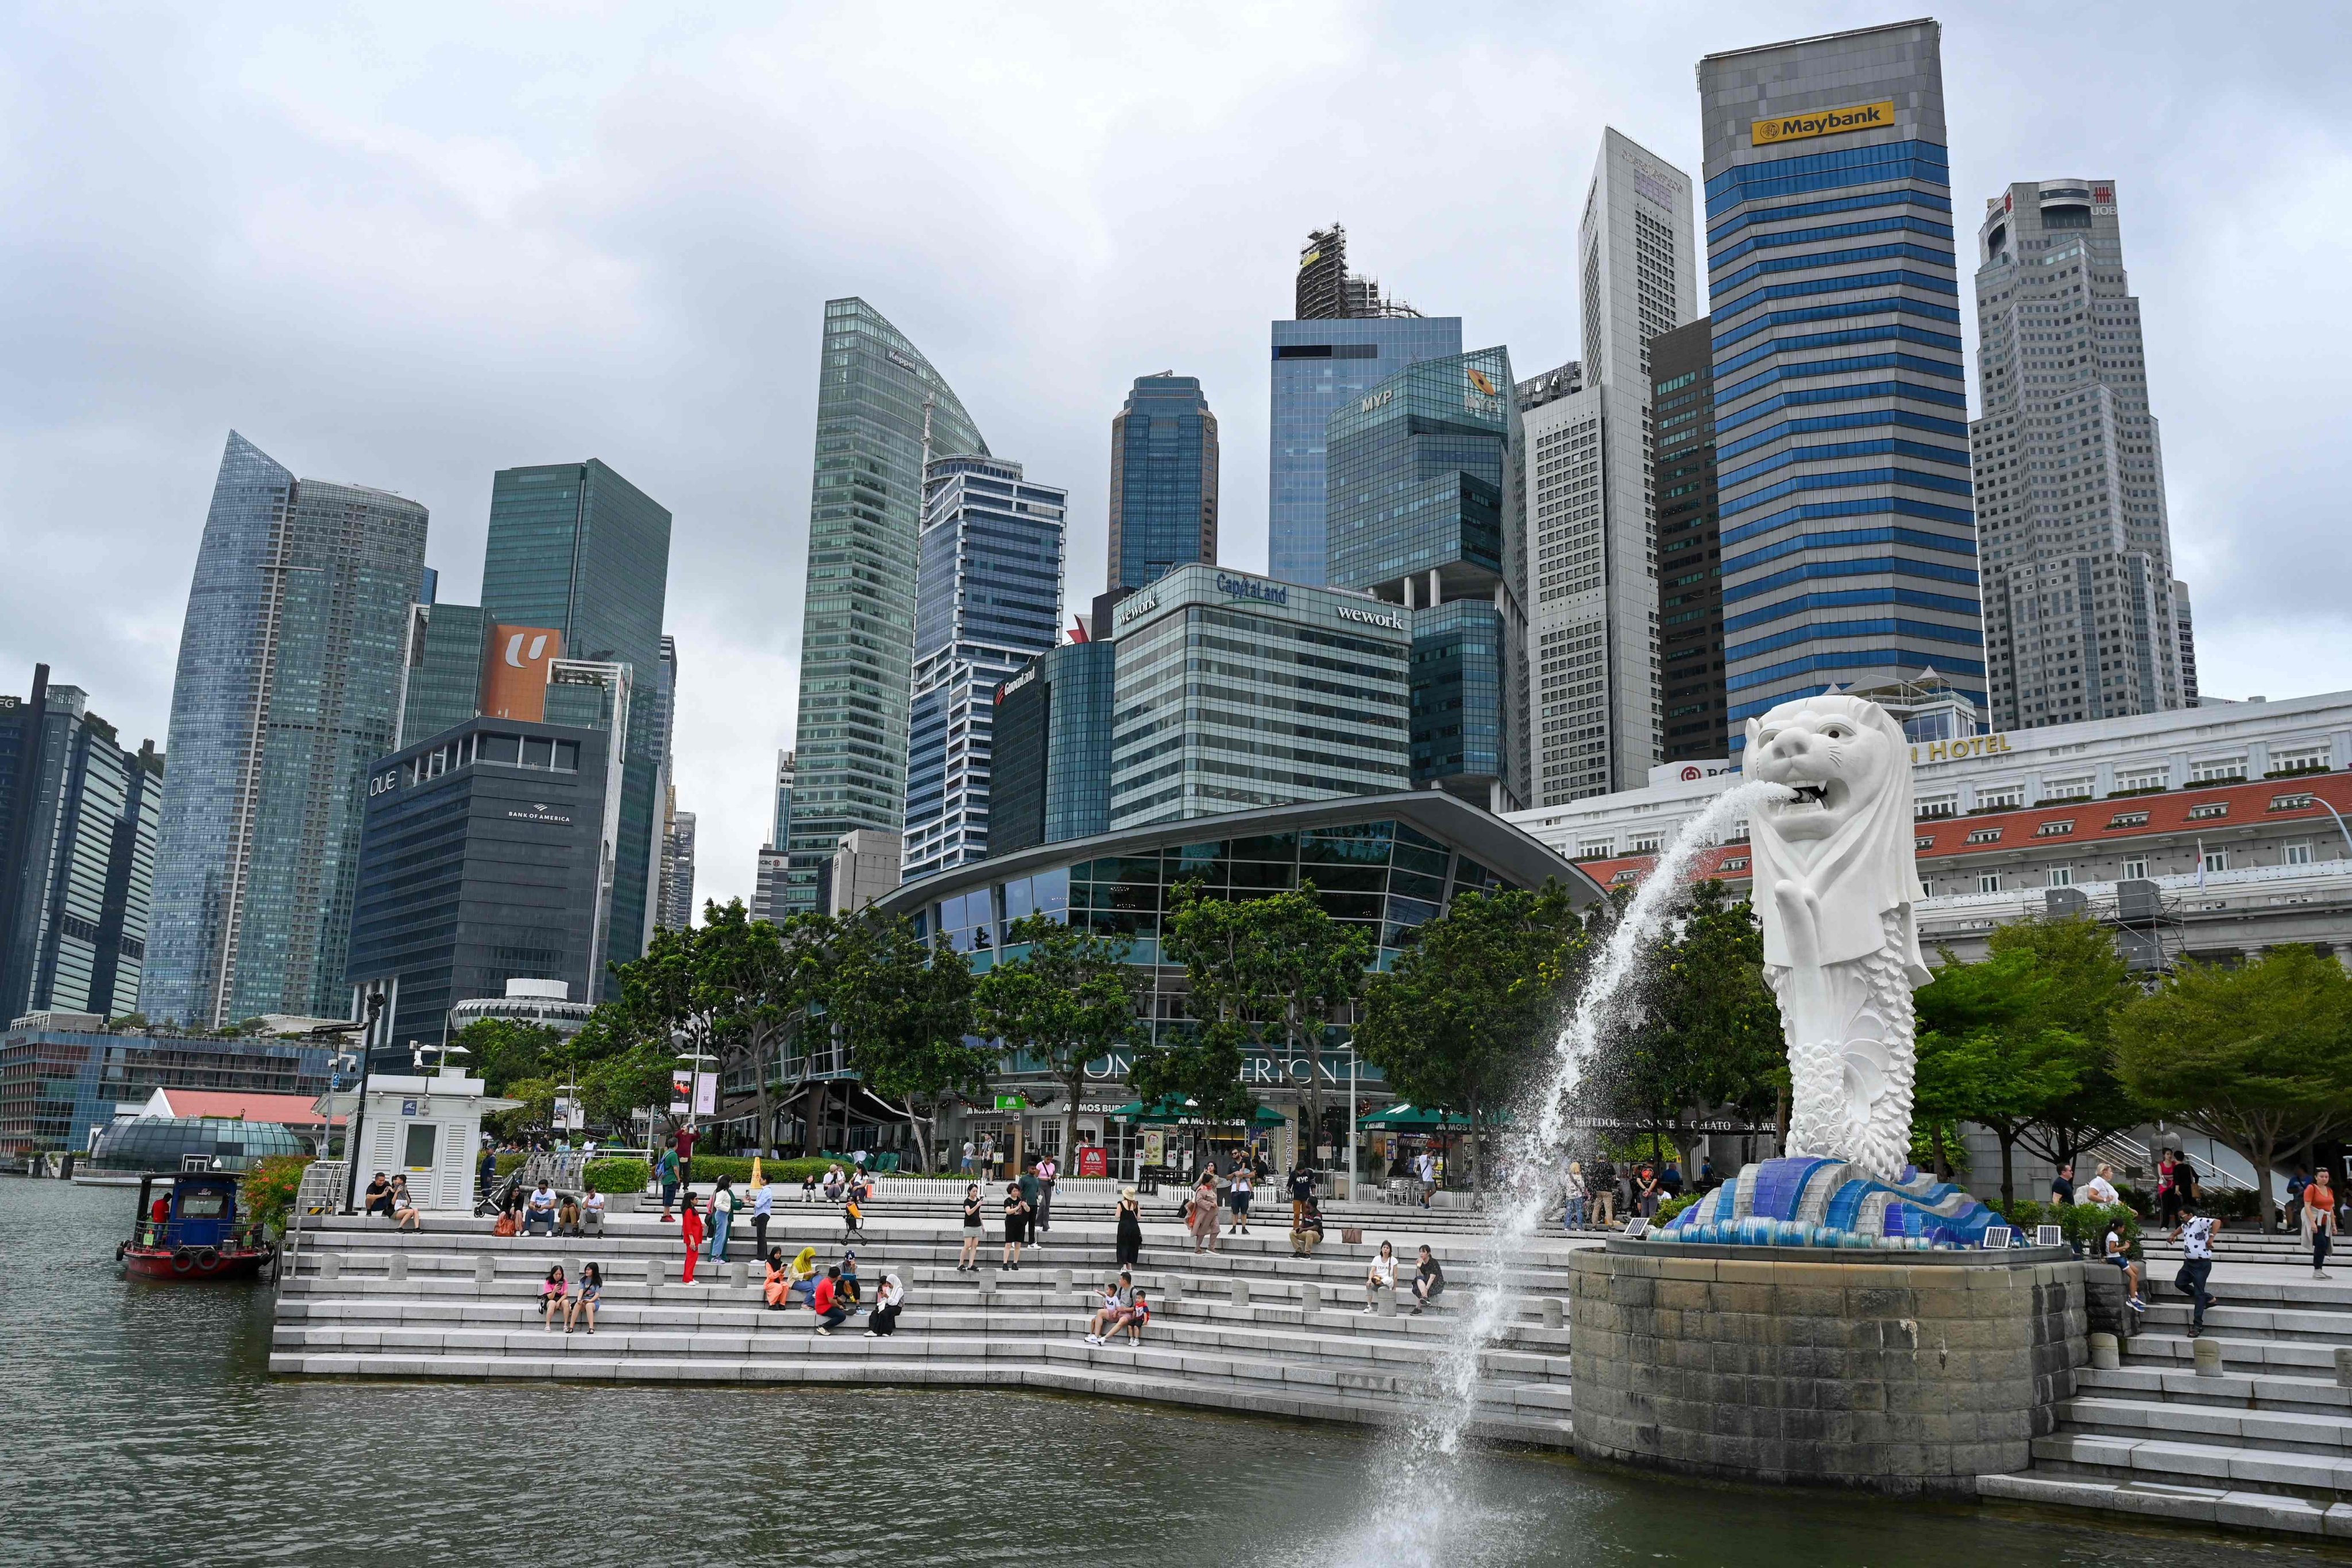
(1362, 1240, 1397, 1312)
(1409, 1245, 1446, 1315)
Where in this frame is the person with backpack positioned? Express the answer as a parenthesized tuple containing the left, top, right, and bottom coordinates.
(1287, 1164, 1316, 1229)
(812, 1266, 849, 1335)
(658, 1146, 681, 1219)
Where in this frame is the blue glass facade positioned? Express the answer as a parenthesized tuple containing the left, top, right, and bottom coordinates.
(785, 299, 988, 915)
(1107, 375, 1218, 593)
(146, 433, 429, 1028)
(1324, 349, 1529, 810)
(1267, 316, 1462, 586)
(0, 1023, 330, 1154)
(987, 638, 1115, 858)
(901, 457, 1065, 882)
(481, 459, 670, 978)
(1697, 23, 1983, 748)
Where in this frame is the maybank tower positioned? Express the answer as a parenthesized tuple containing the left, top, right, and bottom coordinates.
(1696, 20, 1983, 755)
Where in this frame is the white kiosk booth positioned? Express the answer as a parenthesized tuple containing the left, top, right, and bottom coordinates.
(329, 1067, 518, 1211)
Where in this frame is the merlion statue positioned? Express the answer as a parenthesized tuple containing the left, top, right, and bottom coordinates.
(1744, 693, 1930, 1182)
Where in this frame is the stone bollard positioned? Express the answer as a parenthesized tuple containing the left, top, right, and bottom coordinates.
(1377, 1287, 1397, 1317)
(387, 1252, 408, 1283)
(1162, 1275, 1181, 1306)
(731, 1259, 748, 1290)
(1541, 1297, 1565, 1330)
(648, 1257, 666, 1289)
(1301, 1283, 1320, 1315)
(319, 1252, 342, 1282)
(980, 1268, 998, 1303)
(1056, 1268, 1072, 1291)
(2193, 1335, 2224, 1378)
(1231, 1278, 1250, 1308)
(2089, 1331, 2119, 1371)
(475, 1256, 495, 1286)
(2334, 1346, 2352, 1389)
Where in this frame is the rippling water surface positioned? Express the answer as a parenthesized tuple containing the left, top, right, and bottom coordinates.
(0, 1180, 2326, 1567)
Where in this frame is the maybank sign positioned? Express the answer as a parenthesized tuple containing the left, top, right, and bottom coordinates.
(1751, 99, 1895, 146)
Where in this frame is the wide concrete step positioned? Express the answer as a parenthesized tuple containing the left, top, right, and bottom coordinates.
(1979, 1470, 2352, 1539)
(2027, 1432, 2352, 1505)
(2060, 1395, 2352, 1459)
(2125, 1331, 2342, 1374)
(2077, 1363, 2352, 1418)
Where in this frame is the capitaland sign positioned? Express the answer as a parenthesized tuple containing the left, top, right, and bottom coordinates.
(1337, 604, 1405, 631)
(1910, 734, 2016, 764)
(1751, 99, 1896, 146)
(1216, 573, 1288, 607)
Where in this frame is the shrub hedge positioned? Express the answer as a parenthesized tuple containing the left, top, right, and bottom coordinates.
(582, 1158, 649, 1195)
(1994, 1198, 2141, 1256)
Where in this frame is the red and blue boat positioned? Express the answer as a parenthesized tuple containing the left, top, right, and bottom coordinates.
(116, 1170, 274, 1281)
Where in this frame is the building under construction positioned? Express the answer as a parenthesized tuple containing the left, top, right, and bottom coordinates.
(1294, 225, 1422, 320)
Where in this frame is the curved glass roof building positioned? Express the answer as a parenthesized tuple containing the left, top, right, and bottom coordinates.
(779, 300, 987, 918)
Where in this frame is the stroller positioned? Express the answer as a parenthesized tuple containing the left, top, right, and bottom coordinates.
(477, 1171, 527, 1219)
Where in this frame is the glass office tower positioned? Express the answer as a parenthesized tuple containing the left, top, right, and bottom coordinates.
(1325, 348, 1530, 812)
(480, 459, 671, 982)
(393, 602, 488, 748)
(782, 299, 988, 916)
(987, 636, 1116, 857)
(901, 456, 1065, 881)
(1107, 374, 1219, 593)
(1268, 316, 1462, 586)
(145, 432, 429, 1028)
(0, 669, 165, 1022)
(1650, 319, 1728, 760)
(1697, 20, 1983, 752)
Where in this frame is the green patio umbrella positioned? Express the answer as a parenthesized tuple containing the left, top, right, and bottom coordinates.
(1355, 1103, 1473, 1131)
(1110, 1095, 1284, 1127)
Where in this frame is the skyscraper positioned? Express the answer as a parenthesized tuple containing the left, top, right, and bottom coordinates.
(1697, 21, 1982, 754)
(1970, 179, 2189, 728)
(901, 455, 1065, 881)
(145, 432, 428, 1028)
(1107, 374, 1219, 593)
(393, 602, 488, 748)
(1106, 565, 1410, 829)
(1325, 347, 1530, 812)
(988, 633, 1117, 858)
(1525, 130, 1697, 798)
(480, 459, 671, 979)
(782, 299, 987, 916)
(1270, 226, 1461, 586)
(752, 750, 792, 924)
(0, 668, 165, 1022)
(658, 795, 697, 930)
(1651, 320, 1727, 761)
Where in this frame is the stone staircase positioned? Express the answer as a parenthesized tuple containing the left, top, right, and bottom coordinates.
(1980, 1265, 2352, 1538)
(271, 1212, 1577, 1446)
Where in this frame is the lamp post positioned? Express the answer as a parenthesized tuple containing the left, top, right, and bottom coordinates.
(675, 1047, 717, 1179)
(333, 995, 387, 1213)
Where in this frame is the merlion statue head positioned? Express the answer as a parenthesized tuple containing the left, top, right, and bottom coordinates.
(1745, 693, 1928, 983)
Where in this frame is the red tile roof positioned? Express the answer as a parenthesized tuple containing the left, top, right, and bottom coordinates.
(1573, 771, 2352, 891)
(153, 1089, 342, 1126)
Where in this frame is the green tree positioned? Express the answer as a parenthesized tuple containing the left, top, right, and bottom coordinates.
(1613, 880, 1784, 1179)
(694, 899, 825, 1157)
(1913, 947, 2094, 1207)
(2116, 946, 2352, 1234)
(1984, 917, 2145, 1174)
(827, 912, 987, 1171)
(1140, 884, 1279, 1128)
(972, 914, 1140, 1163)
(452, 1017, 567, 1098)
(1354, 885, 1582, 1191)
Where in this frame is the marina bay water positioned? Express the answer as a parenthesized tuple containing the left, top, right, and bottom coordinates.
(0, 1152, 2311, 1566)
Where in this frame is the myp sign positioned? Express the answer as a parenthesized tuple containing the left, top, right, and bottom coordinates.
(1215, 573, 1288, 608)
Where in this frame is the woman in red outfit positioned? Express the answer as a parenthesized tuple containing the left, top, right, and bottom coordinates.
(679, 1194, 704, 1284)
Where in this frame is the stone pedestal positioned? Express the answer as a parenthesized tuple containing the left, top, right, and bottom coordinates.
(1570, 1241, 2086, 1494)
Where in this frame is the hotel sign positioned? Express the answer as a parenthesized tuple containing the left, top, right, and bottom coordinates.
(1751, 99, 1895, 146)
(1909, 734, 2015, 764)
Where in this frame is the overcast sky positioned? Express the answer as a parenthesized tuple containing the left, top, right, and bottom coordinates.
(5, 2, 2349, 914)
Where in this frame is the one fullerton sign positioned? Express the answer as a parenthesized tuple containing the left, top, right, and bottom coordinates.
(1751, 99, 1895, 146)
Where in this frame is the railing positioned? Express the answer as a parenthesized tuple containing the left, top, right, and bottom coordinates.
(1919, 858, 2352, 922)
(2077, 1130, 2253, 1192)
(277, 1158, 349, 1290)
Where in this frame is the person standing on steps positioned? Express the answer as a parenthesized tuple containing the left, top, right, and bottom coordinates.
(1288, 1164, 1315, 1231)
(1227, 1164, 1253, 1235)
(2169, 1200, 2216, 1335)
(1188, 1169, 1222, 1254)
(658, 1146, 681, 1219)
(1562, 1161, 1589, 1232)
(958, 1183, 984, 1272)
(1588, 1156, 1617, 1230)
(1034, 1152, 1057, 1237)
(1115, 1186, 1144, 1268)
(751, 1172, 774, 1258)
(477, 1144, 496, 1204)
(1018, 1158, 1044, 1250)
(673, 1121, 699, 1188)
(708, 1176, 737, 1261)
(2304, 1168, 2337, 1277)
(1001, 1181, 1029, 1270)
(961, 1138, 976, 1176)
(678, 1192, 705, 1285)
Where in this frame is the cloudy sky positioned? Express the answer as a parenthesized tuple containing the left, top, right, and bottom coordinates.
(5, 2, 2349, 912)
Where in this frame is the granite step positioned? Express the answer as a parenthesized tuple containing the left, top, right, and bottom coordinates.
(1979, 1472, 2352, 1539)
(2025, 1431, 2352, 1506)
(2076, 1363, 2352, 1418)
(2057, 1395, 2352, 1460)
